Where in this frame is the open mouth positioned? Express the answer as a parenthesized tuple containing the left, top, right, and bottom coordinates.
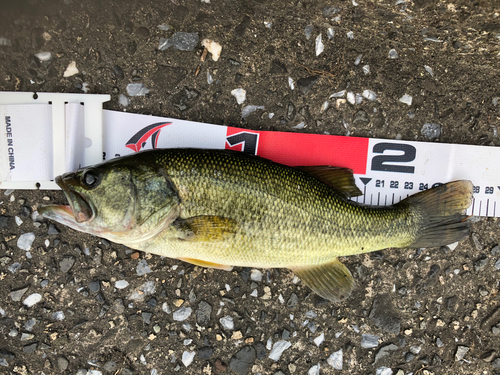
(38, 175, 94, 224)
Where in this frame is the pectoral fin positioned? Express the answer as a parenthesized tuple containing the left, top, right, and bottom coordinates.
(290, 258, 355, 302)
(296, 166, 362, 198)
(173, 215, 238, 242)
(179, 257, 233, 271)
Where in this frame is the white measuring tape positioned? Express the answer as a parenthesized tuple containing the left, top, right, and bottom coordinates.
(1, 92, 498, 217)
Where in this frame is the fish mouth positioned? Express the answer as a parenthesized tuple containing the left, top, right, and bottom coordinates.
(38, 174, 94, 224)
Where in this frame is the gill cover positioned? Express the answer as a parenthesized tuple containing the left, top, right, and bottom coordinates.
(39, 159, 181, 242)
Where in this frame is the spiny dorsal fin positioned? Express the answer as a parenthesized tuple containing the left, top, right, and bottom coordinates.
(173, 215, 238, 242)
(296, 166, 362, 198)
(290, 258, 355, 302)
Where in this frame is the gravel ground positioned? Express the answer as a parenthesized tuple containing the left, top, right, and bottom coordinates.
(1, 0, 500, 374)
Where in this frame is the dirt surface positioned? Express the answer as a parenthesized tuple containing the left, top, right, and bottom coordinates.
(1, 0, 500, 374)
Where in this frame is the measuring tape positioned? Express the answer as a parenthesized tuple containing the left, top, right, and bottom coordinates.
(1, 93, 498, 217)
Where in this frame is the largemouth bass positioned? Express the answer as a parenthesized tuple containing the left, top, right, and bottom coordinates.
(38, 149, 473, 301)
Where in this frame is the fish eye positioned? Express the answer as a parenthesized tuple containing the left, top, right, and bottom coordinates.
(81, 170, 100, 189)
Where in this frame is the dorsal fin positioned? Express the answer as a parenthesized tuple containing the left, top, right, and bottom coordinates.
(296, 166, 362, 198)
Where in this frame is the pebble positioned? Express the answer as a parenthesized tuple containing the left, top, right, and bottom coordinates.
(8, 262, 21, 273)
(327, 27, 335, 39)
(287, 293, 298, 308)
(347, 31, 354, 39)
(250, 269, 263, 282)
(24, 318, 36, 331)
(198, 347, 213, 359)
(241, 105, 264, 119)
(172, 32, 199, 51)
(421, 123, 441, 140)
(162, 302, 171, 313)
(297, 76, 319, 94)
(158, 38, 174, 51)
(21, 333, 34, 341)
(492, 358, 500, 368)
(103, 361, 117, 372)
(63, 61, 79, 77)
(455, 345, 469, 361)
(363, 65, 370, 74)
(424, 65, 434, 77)
(115, 280, 129, 289)
(376, 367, 393, 375)
(388, 49, 398, 59)
(361, 333, 380, 348)
(195, 300, 212, 325)
(10, 287, 28, 302)
(369, 294, 401, 334)
(314, 333, 324, 347)
(48, 224, 59, 234)
(136, 259, 152, 275)
(89, 281, 100, 293)
(230, 346, 256, 375)
(118, 94, 130, 107)
(128, 281, 156, 300)
(15, 216, 23, 226)
(59, 256, 75, 273)
(201, 39, 222, 61)
(327, 349, 342, 370)
(374, 344, 398, 364)
(436, 338, 444, 347)
(474, 257, 488, 271)
(220, 315, 234, 330)
(231, 88, 246, 104)
(399, 94, 412, 106)
(347, 92, 355, 105)
(315, 34, 324, 56)
(182, 351, 195, 367)
(362, 90, 377, 101)
(330, 90, 346, 98)
(173, 307, 192, 322)
(308, 364, 320, 375)
(17, 233, 35, 251)
(127, 83, 150, 97)
(0, 359, 8, 366)
(23, 293, 42, 307)
(269, 340, 291, 361)
(51, 311, 65, 320)
(57, 356, 69, 371)
(495, 259, 500, 270)
(305, 25, 313, 40)
(23, 343, 38, 353)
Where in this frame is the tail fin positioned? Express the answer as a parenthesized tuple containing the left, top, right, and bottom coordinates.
(397, 180, 473, 248)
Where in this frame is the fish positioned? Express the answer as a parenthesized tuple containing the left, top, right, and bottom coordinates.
(38, 149, 473, 302)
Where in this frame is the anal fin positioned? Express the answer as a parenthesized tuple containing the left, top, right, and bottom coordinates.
(290, 258, 355, 302)
(179, 257, 233, 271)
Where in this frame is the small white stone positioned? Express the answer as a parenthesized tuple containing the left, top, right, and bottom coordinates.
(293, 122, 305, 129)
(388, 49, 398, 59)
(207, 71, 213, 85)
(314, 332, 325, 347)
(51, 311, 65, 320)
(115, 280, 129, 289)
(327, 349, 342, 370)
(315, 34, 324, 56)
(201, 39, 222, 61)
(329, 90, 345, 98)
(327, 28, 335, 39)
(250, 289, 258, 297)
(321, 101, 329, 113)
(363, 65, 370, 75)
(220, 315, 234, 330)
(44, 239, 50, 247)
(269, 340, 291, 361)
(399, 94, 412, 106)
(448, 241, 459, 251)
(35, 52, 52, 61)
(424, 65, 434, 77)
(231, 88, 246, 104)
(376, 367, 393, 375)
(173, 307, 192, 322)
(347, 31, 354, 39)
(354, 54, 362, 65)
(23, 293, 42, 307)
(17, 233, 35, 251)
(15, 216, 23, 226)
(288, 77, 295, 90)
(362, 90, 377, 101)
(118, 94, 130, 107)
(250, 269, 263, 282)
(308, 364, 320, 375)
(182, 351, 195, 367)
(63, 61, 79, 77)
(264, 21, 272, 28)
(347, 92, 355, 105)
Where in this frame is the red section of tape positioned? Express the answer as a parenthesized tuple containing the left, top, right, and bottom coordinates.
(225, 127, 369, 174)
